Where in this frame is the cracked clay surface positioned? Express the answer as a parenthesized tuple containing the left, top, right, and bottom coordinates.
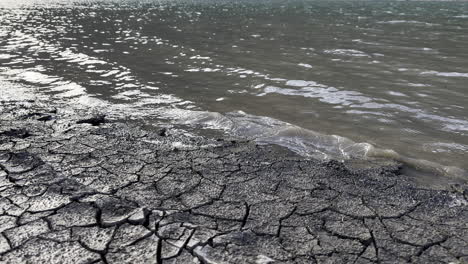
(0, 101, 467, 264)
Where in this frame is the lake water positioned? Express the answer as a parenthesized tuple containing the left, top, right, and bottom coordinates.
(1, 0, 468, 184)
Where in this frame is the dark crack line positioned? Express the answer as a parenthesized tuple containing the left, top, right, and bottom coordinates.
(240, 202, 250, 230)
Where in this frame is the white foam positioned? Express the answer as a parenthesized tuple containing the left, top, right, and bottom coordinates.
(51, 82, 86, 98)
(285, 80, 322, 87)
(387, 91, 407, 97)
(18, 71, 60, 85)
(298, 63, 313, 68)
(421, 71, 468, 78)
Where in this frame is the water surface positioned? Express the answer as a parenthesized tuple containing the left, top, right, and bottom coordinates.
(1, 0, 468, 184)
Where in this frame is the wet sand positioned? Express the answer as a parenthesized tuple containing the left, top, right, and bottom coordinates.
(0, 99, 467, 263)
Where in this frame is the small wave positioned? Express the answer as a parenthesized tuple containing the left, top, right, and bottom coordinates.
(17, 71, 60, 85)
(387, 91, 407, 97)
(298, 63, 313, 68)
(0, 54, 16, 60)
(423, 142, 468, 153)
(1, 69, 87, 99)
(50, 82, 87, 98)
(112, 90, 152, 100)
(177, 110, 376, 159)
(258, 85, 371, 105)
(378, 20, 439, 26)
(323, 49, 370, 57)
(407, 83, 429, 87)
(421, 71, 468, 78)
(174, 110, 467, 180)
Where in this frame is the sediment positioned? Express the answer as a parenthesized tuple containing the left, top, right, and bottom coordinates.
(0, 100, 467, 264)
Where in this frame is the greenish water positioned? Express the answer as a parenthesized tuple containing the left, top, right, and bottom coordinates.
(1, 0, 468, 183)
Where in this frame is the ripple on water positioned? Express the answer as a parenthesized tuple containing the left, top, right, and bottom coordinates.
(377, 20, 439, 26)
(423, 142, 468, 154)
(420, 71, 468, 78)
(323, 49, 370, 57)
(258, 84, 371, 106)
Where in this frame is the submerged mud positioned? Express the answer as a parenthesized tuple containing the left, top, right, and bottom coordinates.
(0, 100, 467, 264)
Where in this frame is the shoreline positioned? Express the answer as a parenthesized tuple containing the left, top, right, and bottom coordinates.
(1, 100, 467, 263)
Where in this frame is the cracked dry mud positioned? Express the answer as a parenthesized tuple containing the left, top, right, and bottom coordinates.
(0, 101, 467, 264)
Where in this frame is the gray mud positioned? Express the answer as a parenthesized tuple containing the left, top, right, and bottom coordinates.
(0, 100, 467, 264)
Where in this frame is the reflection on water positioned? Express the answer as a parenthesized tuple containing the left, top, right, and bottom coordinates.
(1, 0, 468, 183)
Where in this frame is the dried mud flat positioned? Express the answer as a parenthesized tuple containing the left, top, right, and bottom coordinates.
(0, 100, 467, 264)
